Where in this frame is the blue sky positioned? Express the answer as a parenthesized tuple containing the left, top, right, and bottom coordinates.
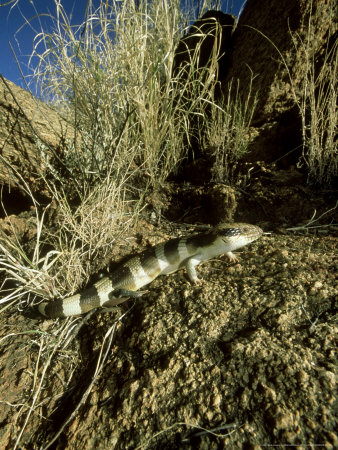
(0, 0, 246, 91)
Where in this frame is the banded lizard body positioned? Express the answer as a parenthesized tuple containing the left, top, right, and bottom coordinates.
(38, 223, 263, 318)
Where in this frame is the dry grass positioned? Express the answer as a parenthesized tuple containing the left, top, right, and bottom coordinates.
(291, 2, 337, 185)
(204, 76, 257, 183)
(0, 171, 141, 309)
(0, 306, 130, 450)
(0, 1, 235, 447)
(31, 0, 190, 188)
(240, 1, 337, 187)
(1, 0, 243, 307)
(1, 0, 335, 447)
(1, 0, 223, 309)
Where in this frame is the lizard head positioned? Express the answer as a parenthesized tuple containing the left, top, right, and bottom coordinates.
(214, 222, 263, 252)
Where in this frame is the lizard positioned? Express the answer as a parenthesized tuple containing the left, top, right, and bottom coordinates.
(38, 222, 263, 318)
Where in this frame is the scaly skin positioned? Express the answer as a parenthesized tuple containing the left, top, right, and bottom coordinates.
(38, 223, 263, 318)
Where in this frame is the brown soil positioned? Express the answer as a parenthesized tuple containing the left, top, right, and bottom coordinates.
(0, 164, 337, 449)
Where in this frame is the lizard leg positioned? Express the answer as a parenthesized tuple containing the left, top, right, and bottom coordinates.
(225, 251, 239, 263)
(101, 289, 146, 309)
(111, 288, 146, 298)
(186, 255, 203, 283)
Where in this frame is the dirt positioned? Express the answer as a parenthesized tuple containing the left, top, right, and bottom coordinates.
(0, 167, 337, 449)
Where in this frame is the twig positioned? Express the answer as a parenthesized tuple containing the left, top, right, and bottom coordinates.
(286, 201, 338, 232)
(42, 306, 132, 450)
(136, 421, 242, 449)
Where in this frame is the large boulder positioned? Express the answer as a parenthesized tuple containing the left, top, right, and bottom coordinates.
(172, 11, 235, 161)
(0, 76, 74, 213)
(172, 10, 235, 82)
(221, 0, 337, 163)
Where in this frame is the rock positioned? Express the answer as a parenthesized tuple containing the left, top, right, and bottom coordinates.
(172, 10, 235, 82)
(205, 183, 237, 224)
(221, 0, 337, 164)
(172, 11, 236, 161)
(0, 212, 37, 242)
(0, 76, 75, 212)
(223, 0, 335, 122)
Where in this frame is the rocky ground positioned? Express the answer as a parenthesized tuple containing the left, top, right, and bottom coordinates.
(0, 169, 336, 449)
(0, 0, 336, 446)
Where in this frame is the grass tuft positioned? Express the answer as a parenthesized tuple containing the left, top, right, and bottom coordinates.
(291, 1, 337, 185)
(203, 76, 257, 184)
